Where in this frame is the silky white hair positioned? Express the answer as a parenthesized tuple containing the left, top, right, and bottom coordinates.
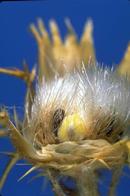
(78, 66, 130, 122)
(25, 66, 130, 147)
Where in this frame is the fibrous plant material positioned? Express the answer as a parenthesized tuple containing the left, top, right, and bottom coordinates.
(30, 18, 95, 81)
(118, 43, 130, 76)
(0, 19, 130, 196)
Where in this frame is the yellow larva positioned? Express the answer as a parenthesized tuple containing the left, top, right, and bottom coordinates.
(58, 113, 87, 142)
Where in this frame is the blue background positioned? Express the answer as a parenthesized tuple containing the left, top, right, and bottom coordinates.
(0, 0, 130, 195)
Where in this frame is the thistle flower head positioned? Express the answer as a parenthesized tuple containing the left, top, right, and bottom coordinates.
(24, 66, 130, 151)
(1, 18, 130, 196)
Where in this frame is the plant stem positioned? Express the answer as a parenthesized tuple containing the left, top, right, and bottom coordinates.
(76, 169, 99, 196)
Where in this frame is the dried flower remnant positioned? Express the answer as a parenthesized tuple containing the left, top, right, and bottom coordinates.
(118, 42, 130, 76)
(30, 18, 95, 81)
(0, 19, 130, 196)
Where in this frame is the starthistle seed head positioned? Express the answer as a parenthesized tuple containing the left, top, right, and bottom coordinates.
(0, 18, 130, 196)
(24, 66, 130, 150)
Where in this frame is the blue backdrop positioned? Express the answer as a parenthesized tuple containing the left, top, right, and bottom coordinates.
(0, 0, 130, 195)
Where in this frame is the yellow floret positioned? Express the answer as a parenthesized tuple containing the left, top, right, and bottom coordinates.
(58, 113, 87, 142)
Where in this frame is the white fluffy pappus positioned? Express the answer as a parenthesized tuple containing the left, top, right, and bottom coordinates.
(24, 66, 130, 149)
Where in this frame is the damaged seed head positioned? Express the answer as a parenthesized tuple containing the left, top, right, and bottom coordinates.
(23, 66, 130, 150)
